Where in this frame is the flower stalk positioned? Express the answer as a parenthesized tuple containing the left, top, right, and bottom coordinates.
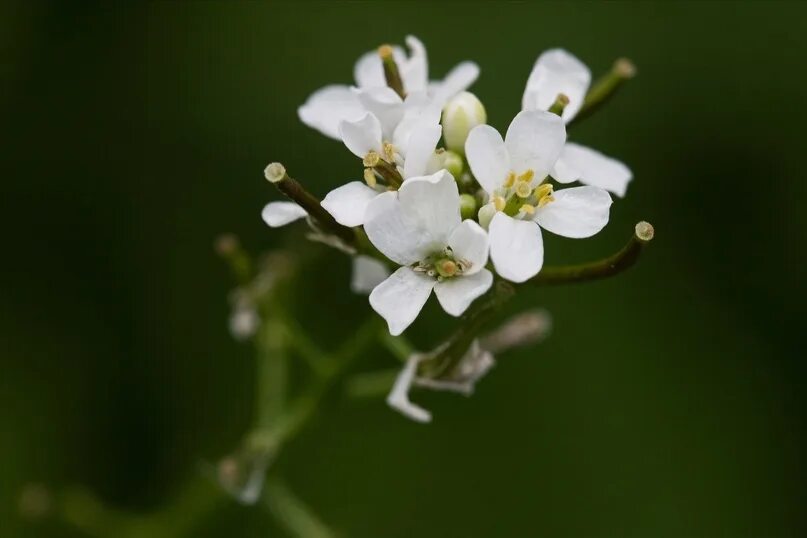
(265, 163, 356, 245)
(571, 58, 636, 125)
(531, 221, 654, 285)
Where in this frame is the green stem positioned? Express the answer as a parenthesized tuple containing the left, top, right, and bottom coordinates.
(570, 58, 636, 126)
(267, 165, 356, 245)
(418, 280, 514, 378)
(264, 477, 335, 538)
(255, 319, 288, 429)
(531, 221, 654, 286)
(247, 317, 379, 454)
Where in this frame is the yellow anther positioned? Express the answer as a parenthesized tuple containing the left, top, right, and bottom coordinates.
(533, 183, 554, 199)
(363, 168, 377, 188)
(515, 181, 532, 198)
(519, 204, 536, 215)
(537, 194, 555, 208)
(503, 171, 516, 188)
(518, 169, 535, 183)
(363, 151, 380, 167)
(383, 142, 396, 162)
(493, 196, 506, 211)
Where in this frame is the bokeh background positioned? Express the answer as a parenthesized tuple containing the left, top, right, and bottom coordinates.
(2, 1, 805, 537)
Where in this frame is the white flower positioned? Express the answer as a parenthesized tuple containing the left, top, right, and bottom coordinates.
(522, 49, 633, 197)
(387, 339, 494, 423)
(363, 170, 493, 335)
(320, 107, 442, 228)
(298, 35, 479, 140)
(465, 110, 612, 283)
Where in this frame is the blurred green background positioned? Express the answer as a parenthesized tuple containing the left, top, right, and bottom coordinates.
(2, 1, 805, 536)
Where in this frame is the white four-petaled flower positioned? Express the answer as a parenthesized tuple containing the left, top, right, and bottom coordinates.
(523, 48, 633, 197)
(466, 110, 612, 283)
(298, 35, 479, 140)
(364, 170, 492, 335)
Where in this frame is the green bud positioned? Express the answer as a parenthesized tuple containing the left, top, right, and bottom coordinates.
(441, 91, 486, 155)
(477, 202, 496, 230)
(443, 150, 464, 178)
(459, 194, 477, 220)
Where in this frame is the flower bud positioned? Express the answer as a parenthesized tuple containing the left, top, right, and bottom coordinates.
(477, 202, 496, 230)
(442, 91, 486, 154)
(459, 194, 477, 220)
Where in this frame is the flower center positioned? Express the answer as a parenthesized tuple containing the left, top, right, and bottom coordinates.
(412, 247, 471, 281)
(494, 168, 554, 218)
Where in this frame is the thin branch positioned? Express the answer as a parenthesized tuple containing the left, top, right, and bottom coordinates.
(570, 58, 636, 126)
(531, 221, 654, 286)
(264, 163, 356, 245)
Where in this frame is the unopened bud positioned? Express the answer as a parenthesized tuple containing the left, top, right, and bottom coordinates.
(478, 202, 497, 230)
(264, 162, 286, 183)
(442, 91, 486, 154)
(443, 150, 464, 178)
(459, 194, 477, 220)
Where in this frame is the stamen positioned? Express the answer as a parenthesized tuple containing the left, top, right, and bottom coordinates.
(518, 169, 535, 184)
(503, 172, 516, 188)
(533, 183, 553, 199)
(493, 196, 506, 212)
(537, 194, 554, 207)
(363, 151, 380, 167)
(383, 142, 396, 162)
(519, 203, 536, 215)
(363, 168, 377, 188)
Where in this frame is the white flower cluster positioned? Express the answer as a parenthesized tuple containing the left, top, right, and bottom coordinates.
(263, 37, 633, 336)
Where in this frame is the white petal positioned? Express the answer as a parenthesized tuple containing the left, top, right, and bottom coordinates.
(369, 267, 435, 336)
(522, 48, 591, 123)
(504, 110, 567, 178)
(261, 202, 307, 227)
(434, 269, 493, 317)
(447, 220, 489, 275)
(387, 355, 431, 423)
(350, 256, 390, 294)
(354, 46, 405, 89)
(363, 192, 435, 265)
(297, 85, 365, 140)
(551, 142, 633, 197)
(339, 113, 383, 159)
(488, 213, 543, 283)
(431, 61, 480, 105)
(401, 35, 428, 93)
(398, 170, 461, 244)
(401, 123, 442, 179)
(534, 186, 612, 238)
(321, 181, 379, 227)
(355, 87, 405, 140)
(465, 124, 510, 193)
(364, 171, 461, 265)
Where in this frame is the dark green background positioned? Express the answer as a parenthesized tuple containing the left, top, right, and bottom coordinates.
(2, 1, 805, 537)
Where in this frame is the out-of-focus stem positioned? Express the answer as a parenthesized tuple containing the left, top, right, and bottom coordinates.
(418, 280, 515, 379)
(570, 58, 636, 125)
(531, 221, 654, 286)
(264, 478, 336, 538)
